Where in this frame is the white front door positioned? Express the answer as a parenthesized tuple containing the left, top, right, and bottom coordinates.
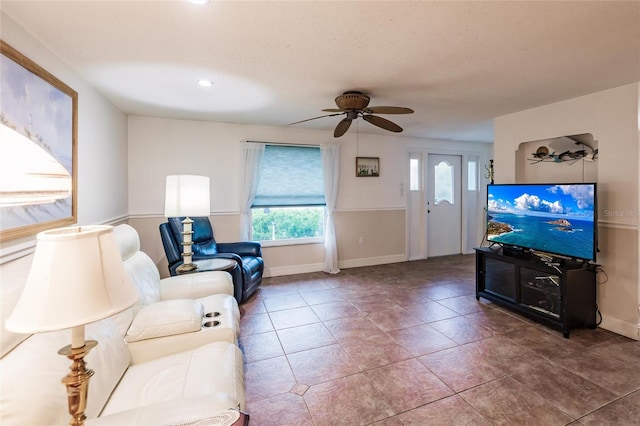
(427, 154, 462, 257)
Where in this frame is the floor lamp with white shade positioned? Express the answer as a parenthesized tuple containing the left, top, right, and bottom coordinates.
(164, 174, 211, 273)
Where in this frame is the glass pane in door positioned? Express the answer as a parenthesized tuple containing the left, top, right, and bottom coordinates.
(434, 161, 454, 205)
(410, 158, 420, 191)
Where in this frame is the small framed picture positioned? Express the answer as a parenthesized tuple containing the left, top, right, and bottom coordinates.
(356, 157, 380, 177)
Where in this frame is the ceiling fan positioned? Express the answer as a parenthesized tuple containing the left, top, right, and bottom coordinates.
(289, 91, 414, 138)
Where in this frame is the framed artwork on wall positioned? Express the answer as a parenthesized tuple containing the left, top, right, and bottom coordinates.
(0, 41, 78, 242)
(356, 156, 380, 177)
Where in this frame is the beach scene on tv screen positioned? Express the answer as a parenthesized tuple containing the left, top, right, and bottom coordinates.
(487, 184, 595, 260)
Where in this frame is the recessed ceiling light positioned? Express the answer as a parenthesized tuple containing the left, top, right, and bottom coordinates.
(188, 0, 210, 4)
(198, 80, 213, 87)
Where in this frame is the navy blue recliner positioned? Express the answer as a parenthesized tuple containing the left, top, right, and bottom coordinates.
(159, 217, 263, 303)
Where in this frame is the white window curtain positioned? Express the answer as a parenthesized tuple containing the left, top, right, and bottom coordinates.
(240, 142, 265, 240)
(321, 143, 340, 274)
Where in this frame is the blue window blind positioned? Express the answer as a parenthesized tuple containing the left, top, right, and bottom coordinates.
(252, 144, 325, 207)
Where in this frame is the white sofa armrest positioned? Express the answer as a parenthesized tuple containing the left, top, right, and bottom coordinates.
(87, 395, 241, 425)
(126, 308, 237, 364)
(160, 271, 234, 300)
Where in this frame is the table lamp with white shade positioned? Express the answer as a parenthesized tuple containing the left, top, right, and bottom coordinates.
(5, 225, 139, 426)
(164, 174, 211, 273)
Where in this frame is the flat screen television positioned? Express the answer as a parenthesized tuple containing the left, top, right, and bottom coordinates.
(486, 183, 597, 262)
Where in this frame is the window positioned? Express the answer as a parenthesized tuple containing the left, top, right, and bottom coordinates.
(251, 145, 325, 243)
(468, 160, 477, 191)
(251, 206, 324, 241)
(434, 160, 454, 205)
(409, 158, 420, 191)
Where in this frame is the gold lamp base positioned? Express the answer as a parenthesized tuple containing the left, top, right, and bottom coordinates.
(176, 262, 198, 273)
(58, 340, 98, 426)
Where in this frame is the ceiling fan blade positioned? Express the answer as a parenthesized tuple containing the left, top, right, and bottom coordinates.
(289, 112, 343, 125)
(321, 108, 344, 112)
(362, 115, 403, 133)
(334, 118, 352, 138)
(365, 106, 414, 114)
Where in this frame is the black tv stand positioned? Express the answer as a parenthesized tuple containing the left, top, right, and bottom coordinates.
(475, 247, 596, 338)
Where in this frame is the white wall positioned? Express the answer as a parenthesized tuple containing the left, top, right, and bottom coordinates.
(128, 116, 492, 214)
(0, 12, 129, 334)
(494, 82, 640, 340)
(128, 116, 492, 275)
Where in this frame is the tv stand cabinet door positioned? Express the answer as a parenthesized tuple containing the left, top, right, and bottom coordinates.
(476, 249, 516, 302)
(519, 266, 561, 318)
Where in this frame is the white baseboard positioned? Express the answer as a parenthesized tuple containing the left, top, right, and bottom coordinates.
(263, 254, 407, 278)
(264, 262, 324, 277)
(599, 314, 640, 341)
(339, 254, 407, 269)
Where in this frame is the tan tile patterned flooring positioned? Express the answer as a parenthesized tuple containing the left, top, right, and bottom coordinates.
(239, 255, 640, 425)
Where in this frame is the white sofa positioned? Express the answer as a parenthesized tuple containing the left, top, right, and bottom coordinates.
(0, 224, 247, 425)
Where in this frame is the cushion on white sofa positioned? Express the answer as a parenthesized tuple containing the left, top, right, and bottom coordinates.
(125, 299, 204, 343)
(111, 307, 135, 337)
(122, 250, 163, 307)
(0, 255, 33, 359)
(161, 270, 234, 299)
(86, 396, 242, 426)
(101, 341, 246, 416)
(113, 223, 140, 263)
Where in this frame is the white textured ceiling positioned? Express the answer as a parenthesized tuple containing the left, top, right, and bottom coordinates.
(2, 1, 639, 143)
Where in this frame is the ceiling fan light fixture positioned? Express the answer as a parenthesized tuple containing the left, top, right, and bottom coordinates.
(335, 91, 370, 110)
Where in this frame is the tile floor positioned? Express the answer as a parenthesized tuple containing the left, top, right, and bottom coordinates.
(238, 255, 640, 425)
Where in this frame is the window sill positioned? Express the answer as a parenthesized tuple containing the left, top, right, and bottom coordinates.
(260, 237, 324, 248)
